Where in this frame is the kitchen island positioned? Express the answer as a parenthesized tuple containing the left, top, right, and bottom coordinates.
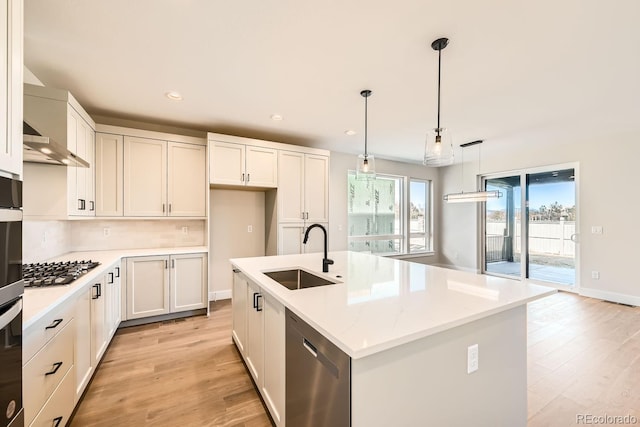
(231, 251, 556, 427)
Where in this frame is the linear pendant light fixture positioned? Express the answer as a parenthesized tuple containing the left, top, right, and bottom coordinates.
(443, 140, 502, 203)
(356, 89, 376, 180)
(424, 37, 454, 167)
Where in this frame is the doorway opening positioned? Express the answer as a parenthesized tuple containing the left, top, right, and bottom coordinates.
(483, 166, 577, 288)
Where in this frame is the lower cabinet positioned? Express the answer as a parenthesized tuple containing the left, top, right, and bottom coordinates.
(126, 253, 207, 320)
(277, 223, 328, 255)
(232, 270, 285, 426)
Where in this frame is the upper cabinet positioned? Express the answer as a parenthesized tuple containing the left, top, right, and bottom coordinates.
(278, 151, 329, 223)
(96, 125, 207, 218)
(23, 84, 96, 218)
(0, 0, 22, 178)
(209, 139, 277, 188)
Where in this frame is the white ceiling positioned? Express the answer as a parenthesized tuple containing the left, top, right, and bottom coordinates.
(24, 0, 640, 164)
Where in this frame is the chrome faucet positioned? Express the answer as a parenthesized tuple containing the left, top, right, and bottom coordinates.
(303, 223, 334, 273)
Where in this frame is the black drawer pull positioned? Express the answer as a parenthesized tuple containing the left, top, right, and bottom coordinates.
(108, 272, 114, 284)
(115, 266, 120, 278)
(45, 319, 63, 330)
(45, 362, 63, 376)
(53, 416, 63, 427)
(256, 294, 263, 311)
(253, 292, 259, 309)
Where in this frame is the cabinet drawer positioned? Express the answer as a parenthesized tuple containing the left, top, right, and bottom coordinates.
(29, 367, 75, 427)
(24, 320, 75, 426)
(24, 301, 74, 363)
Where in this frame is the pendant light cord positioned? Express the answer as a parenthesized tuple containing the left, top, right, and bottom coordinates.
(437, 47, 441, 135)
(364, 93, 368, 158)
(461, 146, 464, 192)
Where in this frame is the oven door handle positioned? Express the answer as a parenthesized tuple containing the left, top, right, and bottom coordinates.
(0, 298, 21, 330)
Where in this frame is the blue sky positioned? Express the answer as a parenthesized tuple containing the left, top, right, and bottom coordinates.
(486, 181, 575, 211)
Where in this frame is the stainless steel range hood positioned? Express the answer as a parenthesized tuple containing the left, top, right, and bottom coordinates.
(23, 121, 89, 167)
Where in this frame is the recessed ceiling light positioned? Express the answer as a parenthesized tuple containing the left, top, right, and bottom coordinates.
(165, 91, 183, 101)
(345, 130, 356, 136)
(270, 114, 283, 121)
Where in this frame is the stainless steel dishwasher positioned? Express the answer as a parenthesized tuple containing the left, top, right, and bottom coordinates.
(286, 308, 350, 427)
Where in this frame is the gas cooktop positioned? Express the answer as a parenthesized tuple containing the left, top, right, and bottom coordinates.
(23, 260, 101, 287)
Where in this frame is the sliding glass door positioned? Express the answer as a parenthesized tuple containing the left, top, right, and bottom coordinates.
(483, 167, 577, 288)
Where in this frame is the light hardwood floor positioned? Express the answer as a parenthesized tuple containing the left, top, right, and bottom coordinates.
(70, 292, 640, 426)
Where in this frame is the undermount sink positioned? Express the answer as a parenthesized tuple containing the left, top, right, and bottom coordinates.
(264, 269, 336, 290)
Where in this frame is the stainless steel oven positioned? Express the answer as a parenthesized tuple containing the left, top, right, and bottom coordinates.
(0, 176, 23, 427)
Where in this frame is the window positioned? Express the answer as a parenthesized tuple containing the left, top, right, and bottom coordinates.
(347, 173, 431, 255)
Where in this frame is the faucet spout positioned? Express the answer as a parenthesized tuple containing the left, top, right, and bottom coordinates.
(303, 224, 333, 273)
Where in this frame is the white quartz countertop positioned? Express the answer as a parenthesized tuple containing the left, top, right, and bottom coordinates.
(231, 251, 556, 359)
(23, 246, 207, 330)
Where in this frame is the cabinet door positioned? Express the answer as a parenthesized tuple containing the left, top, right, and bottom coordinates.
(74, 288, 93, 402)
(85, 125, 96, 215)
(105, 265, 121, 339)
(0, 0, 22, 177)
(209, 141, 245, 185)
(90, 278, 108, 366)
(126, 256, 170, 319)
(304, 154, 329, 223)
(246, 279, 264, 387)
(170, 253, 207, 312)
(278, 151, 305, 222)
(124, 136, 167, 216)
(232, 271, 248, 355)
(262, 294, 286, 426)
(246, 145, 277, 188)
(278, 223, 303, 255)
(74, 115, 89, 216)
(95, 133, 124, 216)
(168, 142, 206, 216)
(66, 111, 80, 215)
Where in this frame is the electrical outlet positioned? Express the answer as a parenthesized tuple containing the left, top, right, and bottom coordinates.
(591, 226, 603, 234)
(591, 271, 600, 280)
(103, 228, 110, 237)
(467, 344, 479, 374)
(182, 226, 189, 235)
(247, 225, 253, 233)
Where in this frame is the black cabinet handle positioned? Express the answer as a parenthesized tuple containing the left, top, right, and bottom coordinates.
(78, 199, 83, 210)
(169, 203, 172, 213)
(253, 292, 259, 309)
(115, 266, 120, 278)
(45, 362, 63, 376)
(89, 200, 95, 211)
(108, 272, 114, 284)
(256, 294, 263, 311)
(97, 283, 102, 297)
(45, 319, 63, 330)
(92, 284, 100, 299)
(53, 416, 63, 427)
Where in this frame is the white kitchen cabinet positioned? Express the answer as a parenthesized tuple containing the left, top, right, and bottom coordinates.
(278, 222, 328, 255)
(167, 142, 207, 216)
(122, 135, 206, 217)
(23, 84, 96, 218)
(209, 140, 277, 188)
(231, 273, 285, 427)
(261, 292, 286, 426)
(105, 262, 122, 339)
(170, 253, 207, 312)
(24, 318, 75, 427)
(126, 255, 170, 319)
(123, 136, 167, 216)
(126, 253, 207, 321)
(232, 270, 248, 355)
(74, 285, 92, 402)
(245, 279, 264, 385)
(278, 151, 329, 223)
(95, 132, 123, 216)
(0, 0, 22, 177)
(90, 277, 108, 367)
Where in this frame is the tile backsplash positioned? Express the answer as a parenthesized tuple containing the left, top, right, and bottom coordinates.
(23, 219, 206, 262)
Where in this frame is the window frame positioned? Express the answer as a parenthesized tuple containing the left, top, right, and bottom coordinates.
(347, 172, 433, 256)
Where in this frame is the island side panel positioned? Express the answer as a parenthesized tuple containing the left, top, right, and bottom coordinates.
(351, 305, 527, 427)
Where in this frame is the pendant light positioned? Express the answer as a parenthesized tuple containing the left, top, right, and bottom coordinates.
(356, 89, 376, 180)
(423, 38, 454, 167)
(443, 140, 502, 203)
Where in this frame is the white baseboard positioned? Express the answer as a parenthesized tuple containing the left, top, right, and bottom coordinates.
(579, 287, 640, 307)
(209, 290, 232, 301)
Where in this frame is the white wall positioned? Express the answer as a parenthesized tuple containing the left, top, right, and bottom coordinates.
(440, 129, 640, 305)
(328, 151, 441, 264)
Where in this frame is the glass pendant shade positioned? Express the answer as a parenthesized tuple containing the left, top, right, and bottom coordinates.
(423, 127, 454, 167)
(356, 154, 376, 180)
